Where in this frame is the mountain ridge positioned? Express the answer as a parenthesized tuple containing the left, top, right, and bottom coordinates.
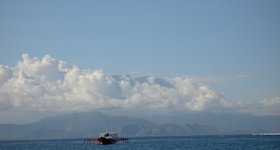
(0, 111, 279, 140)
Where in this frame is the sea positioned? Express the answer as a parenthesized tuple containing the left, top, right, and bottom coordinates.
(0, 135, 279, 150)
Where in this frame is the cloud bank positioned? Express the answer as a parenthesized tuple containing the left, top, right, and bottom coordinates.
(0, 54, 232, 113)
(258, 97, 280, 115)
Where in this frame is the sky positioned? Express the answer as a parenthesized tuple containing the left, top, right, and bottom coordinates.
(0, 0, 280, 123)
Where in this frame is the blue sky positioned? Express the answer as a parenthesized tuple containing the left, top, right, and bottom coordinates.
(0, 0, 280, 122)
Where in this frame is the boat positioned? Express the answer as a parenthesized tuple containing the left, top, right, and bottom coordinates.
(84, 131, 130, 145)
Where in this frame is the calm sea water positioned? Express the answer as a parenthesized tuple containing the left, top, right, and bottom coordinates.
(0, 135, 279, 150)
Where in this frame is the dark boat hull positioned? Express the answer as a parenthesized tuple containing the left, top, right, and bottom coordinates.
(98, 137, 117, 145)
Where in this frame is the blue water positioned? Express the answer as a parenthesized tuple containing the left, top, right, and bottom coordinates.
(0, 135, 279, 150)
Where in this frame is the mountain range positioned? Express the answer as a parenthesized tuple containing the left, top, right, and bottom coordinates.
(0, 111, 279, 140)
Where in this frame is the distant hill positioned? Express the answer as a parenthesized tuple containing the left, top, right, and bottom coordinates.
(148, 112, 280, 134)
(0, 112, 152, 140)
(120, 123, 225, 136)
(0, 111, 280, 140)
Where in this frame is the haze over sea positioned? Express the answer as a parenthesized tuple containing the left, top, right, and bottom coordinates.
(1, 1, 280, 150)
(1, 135, 280, 150)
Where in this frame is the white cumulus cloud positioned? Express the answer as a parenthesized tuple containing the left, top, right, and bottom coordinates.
(258, 97, 280, 115)
(0, 54, 230, 113)
(261, 97, 280, 106)
(238, 97, 280, 116)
